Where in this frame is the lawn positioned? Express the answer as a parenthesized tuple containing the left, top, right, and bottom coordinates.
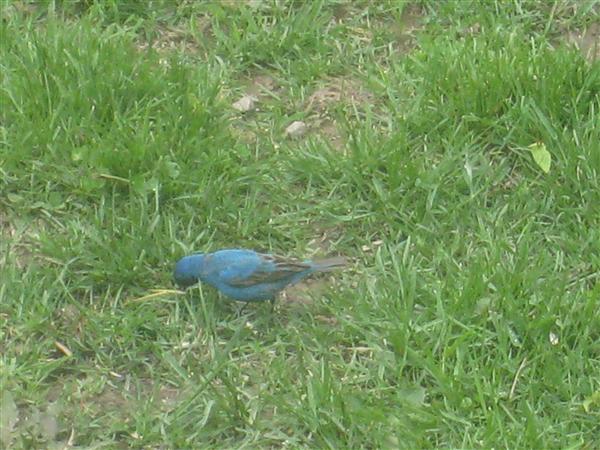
(1, 0, 599, 448)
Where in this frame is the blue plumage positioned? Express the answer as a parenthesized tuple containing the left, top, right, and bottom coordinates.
(174, 248, 346, 302)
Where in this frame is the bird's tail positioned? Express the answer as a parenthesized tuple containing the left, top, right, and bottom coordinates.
(312, 256, 347, 272)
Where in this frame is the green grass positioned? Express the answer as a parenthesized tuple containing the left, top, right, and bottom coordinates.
(1, 0, 599, 448)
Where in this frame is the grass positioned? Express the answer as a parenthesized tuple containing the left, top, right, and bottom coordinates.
(1, 0, 599, 448)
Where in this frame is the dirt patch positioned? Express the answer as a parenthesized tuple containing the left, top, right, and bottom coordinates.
(232, 74, 374, 148)
(307, 226, 345, 254)
(306, 77, 374, 114)
(228, 73, 282, 144)
(245, 74, 279, 98)
(91, 385, 132, 410)
(565, 22, 600, 62)
(0, 211, 12, 239)
(0, 211, 38, 269)
(391, 4, 426, 54)
(283, 274, 343, 306)
(314, 314, 338, 326)
(307, 86, 343, 112)
(282, 232, 347, 307)
(231, 73, 281, 110)
(136, 23, 202, 55)
(304, 76, 375, 149)
(315, 118, 345, 150)
(1, 1, 37, 19)
(282, 280, 320, 306)
(53, 304, 85, 340)
(67, 377, 179, 434)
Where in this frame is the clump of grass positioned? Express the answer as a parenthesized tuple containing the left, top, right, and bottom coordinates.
(1, 1, 599, 448)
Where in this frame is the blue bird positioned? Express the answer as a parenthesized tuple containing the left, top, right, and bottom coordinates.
(174, 248, 346, 302)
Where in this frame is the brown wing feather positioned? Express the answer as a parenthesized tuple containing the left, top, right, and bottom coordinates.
(228, 253, 311, 287)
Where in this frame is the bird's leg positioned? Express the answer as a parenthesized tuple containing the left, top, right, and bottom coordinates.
(238, 302, 249, 316)
(269, 296, 276, 312)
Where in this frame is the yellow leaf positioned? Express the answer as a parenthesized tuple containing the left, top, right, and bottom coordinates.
(583, 390, 600, 413)
(528, 142, 551, 173)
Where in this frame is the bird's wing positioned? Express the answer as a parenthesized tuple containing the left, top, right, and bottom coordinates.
(226, 253, 312, 287)
(207, 251, 259, 282)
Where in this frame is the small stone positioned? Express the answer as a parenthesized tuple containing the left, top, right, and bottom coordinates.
(232, 95, 257, 112)
(285, 121, 307, 138)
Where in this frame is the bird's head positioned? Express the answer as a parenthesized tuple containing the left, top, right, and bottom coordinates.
(173, 254, 206, 289)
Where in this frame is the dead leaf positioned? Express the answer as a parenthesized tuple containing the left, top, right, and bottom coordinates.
(54, 341, 72, 357)
(361, 239, 384, 252)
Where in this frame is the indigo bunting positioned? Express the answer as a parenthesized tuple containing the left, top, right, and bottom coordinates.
(174, 248, 346, 302)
